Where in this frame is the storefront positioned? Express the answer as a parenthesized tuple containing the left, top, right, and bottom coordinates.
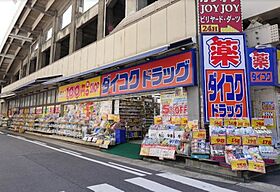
(4, 49, 197, 151)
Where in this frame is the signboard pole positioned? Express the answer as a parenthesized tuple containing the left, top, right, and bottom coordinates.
(195, 0, 202, 127)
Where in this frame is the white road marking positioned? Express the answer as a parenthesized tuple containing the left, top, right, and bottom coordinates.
(87, 183, 124, 192)
(60, 148, 82, 156)
(157, 172, 237, 192)
(6, 134, 146, 176)
(108, 162, 152, 175)
(33, 141, 47, 146)
(0, 131, 4, 134)
(125, 177, 181, 192)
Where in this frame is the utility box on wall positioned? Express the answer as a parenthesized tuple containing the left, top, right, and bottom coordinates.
(245, 23, 279, 47)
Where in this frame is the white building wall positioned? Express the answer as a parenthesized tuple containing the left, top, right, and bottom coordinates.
(2, 0, 196, 93)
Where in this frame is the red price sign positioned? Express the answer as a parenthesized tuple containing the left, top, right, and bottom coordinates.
(227, 136, 241, 145)
(211, 136, 226, 145)
(242, 136, 257, 145)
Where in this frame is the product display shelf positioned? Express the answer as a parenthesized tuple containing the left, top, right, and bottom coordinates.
(119, 98, 144, 139)
(1, 117, 9, 128)
(55, 120, 86, 139)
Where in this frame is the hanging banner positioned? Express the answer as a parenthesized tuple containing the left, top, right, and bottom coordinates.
(58, 76, 101, 102)
(247, 47, 277, 86)
(198, 0, 242, 33)
(201, 33, 250, 122)
(101, 50, 196, 96)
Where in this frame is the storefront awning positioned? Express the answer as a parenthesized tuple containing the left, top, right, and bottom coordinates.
(0, 92, 16, 99)
(11, 75, 62, 93)
(43, 45, 169, 85)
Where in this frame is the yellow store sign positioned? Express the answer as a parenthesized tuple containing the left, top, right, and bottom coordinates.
(58, 76, 101, 102)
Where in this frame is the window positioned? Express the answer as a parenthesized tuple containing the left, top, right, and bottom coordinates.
(46, 27, 53, 41)
(51, 89, 56, 103)
(22, 64, 27, 78)
(82, 0, 98, 12)
(47, 91, 52, 104)
(29, 57, 37, 74)
(61, 5, 72, 29)
(42, 48, 51, 67)
(39, 93, 44, 105)
(137, 0, 158, 11)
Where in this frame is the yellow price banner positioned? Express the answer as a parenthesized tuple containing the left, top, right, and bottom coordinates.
(242, 136, 257, 145)
(211, 136, 226, 145)
(227, 136, 241, 145)
(248, 160, 266, 173)
(231, 159, 248, 171)
(58, 76, 101, 102)
(192, 130, 206, 139)
(257, 137, 272, 146)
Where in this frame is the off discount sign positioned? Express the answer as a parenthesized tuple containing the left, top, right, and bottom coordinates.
(198, 0, 242, 33)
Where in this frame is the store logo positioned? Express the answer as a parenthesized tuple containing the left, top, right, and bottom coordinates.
(207, 36, 241, 68)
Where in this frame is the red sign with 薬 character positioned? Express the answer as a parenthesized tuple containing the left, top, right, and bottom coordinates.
(101, 51, 196, 96)
(202, 34, 250, 122)
(198, 0, 242, 33)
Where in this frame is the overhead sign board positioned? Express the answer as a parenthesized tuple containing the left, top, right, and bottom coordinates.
(101, 50, 196, 96)
(198, 0, 242, 33)
(58, 76, 101, 102)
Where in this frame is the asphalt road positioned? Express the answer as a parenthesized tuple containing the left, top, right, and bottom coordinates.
(0, 132, 265, 192)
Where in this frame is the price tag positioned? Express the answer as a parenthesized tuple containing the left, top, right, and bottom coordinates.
(248, 160, 266, 173)
(96, 139, 104, 145)
(210, 118, 223, 126)
(171, 117, 181, 125)
(228, 118, 237, 126)
(140, 145, 150, 156)
(227, 136, 241, 145)
(231, 159, 248, 171)
(252, 118, 265, 128)
(180, 117, 188, 125)
(242, 136, 257, 145)
(192, 130, 206, 139)
(211, 136, 226, 145)
(154, 116, 162, 125)
(236, 118, 250, 127)
(257, 137, 272, 146)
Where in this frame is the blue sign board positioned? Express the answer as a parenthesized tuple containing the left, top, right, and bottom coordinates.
(247, 47, 277, 86)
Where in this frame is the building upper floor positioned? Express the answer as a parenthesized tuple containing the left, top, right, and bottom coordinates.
(0, 0, 279, 95)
